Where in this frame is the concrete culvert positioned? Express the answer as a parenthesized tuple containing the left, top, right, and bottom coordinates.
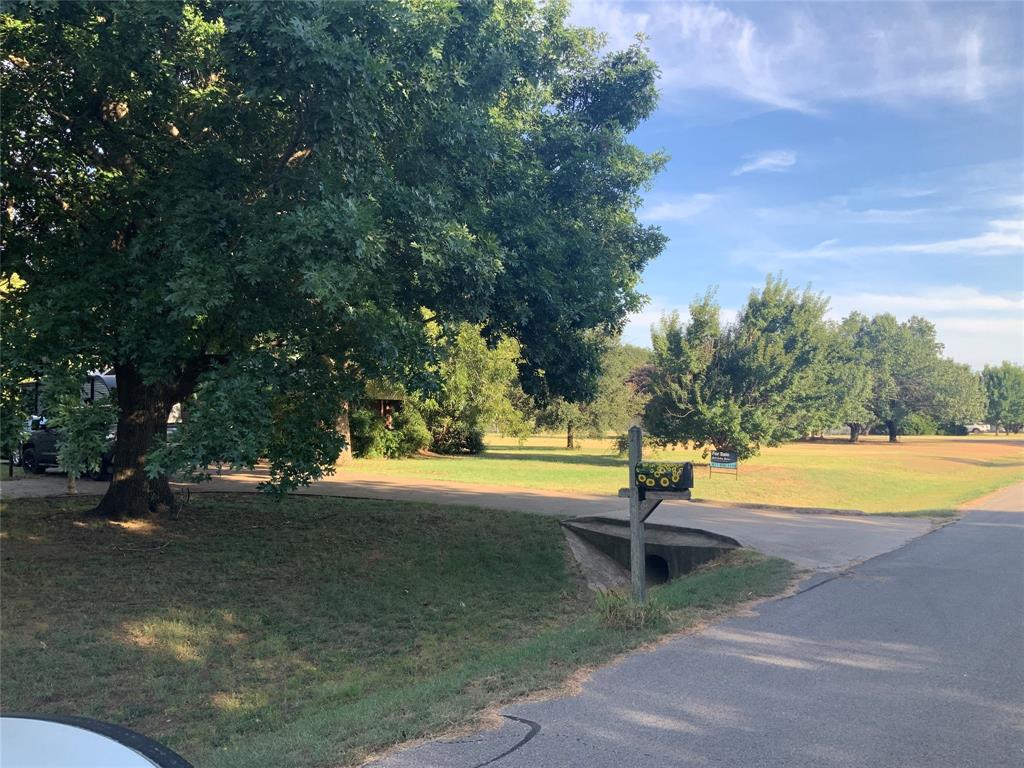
(560, 516, 742, 590)
(645, 554, 670, 586)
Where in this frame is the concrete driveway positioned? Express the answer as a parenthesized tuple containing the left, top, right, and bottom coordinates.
(370, 481, 1024, 768)
(1, 468, 933, 571)
(631, 502, 933, 571)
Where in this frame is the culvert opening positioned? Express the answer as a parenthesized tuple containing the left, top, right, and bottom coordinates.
(645, 554, 670, 586)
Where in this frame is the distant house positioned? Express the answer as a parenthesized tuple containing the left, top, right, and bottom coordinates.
(336, 381, 409, 462)
(364, 381, 405, 427)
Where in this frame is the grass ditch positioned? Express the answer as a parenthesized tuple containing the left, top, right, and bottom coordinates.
(0, 493, 792, 767)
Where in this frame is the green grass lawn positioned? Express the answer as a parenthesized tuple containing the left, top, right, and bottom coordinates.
(0, 494, 792, 768)
(348, 434, 1024, 514)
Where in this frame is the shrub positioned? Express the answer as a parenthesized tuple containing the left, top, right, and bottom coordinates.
(350, 407, 382, 457)
(392, 407, 431, 456)
(351, 405, 431, 458)
(899, 413, 938, 435)
(429, 422, 485, 455)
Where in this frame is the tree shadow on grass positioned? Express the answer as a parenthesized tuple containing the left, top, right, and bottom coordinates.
(481, 451, 624, 468)
(929, 437, 1024, 447)
(940, 457, 1024, 469)
(0, 493, 585, 767)
(484, 444, 590, 453)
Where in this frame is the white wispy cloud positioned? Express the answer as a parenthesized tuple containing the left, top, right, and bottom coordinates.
(765, 219, 1024, 262)
(749, 161, 1024, 226)
(568, 1, 1023, 114)
(641, 193, 719, 222)
(828, 286, 1024, 367)
(733, 150, 796, 176)
(886, 188, 942, 200)
(830, 286, 1024, 316)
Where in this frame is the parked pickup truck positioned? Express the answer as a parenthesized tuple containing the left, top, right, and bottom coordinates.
(15, 373, 181, 479)
(17, 416, 113, 480)
(18, 417, 179, 480)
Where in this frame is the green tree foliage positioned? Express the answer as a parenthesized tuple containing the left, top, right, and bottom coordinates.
(856, 314, 943, 441)
(800, 317, 875, 441)
(349, 405, 431, 459)
(0, 381, 28, 466)
(932, 358, 986, 429)
(416, 324, 533, 454)
(0, 276, 30, 463)
(982, 362, 1024, 433)
(41, 372, 118, 494)
(539, 341, 650, 447)
(898, 413, 938, 436)
(2, 1, 665, 515)
(840, 314, 984, 441)
(642, 278, 829, 459)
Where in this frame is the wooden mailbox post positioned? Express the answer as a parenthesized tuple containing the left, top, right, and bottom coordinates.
(619, 426, 694, 602)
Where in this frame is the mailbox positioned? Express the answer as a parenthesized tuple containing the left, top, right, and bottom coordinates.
(634, 462, 694, 493)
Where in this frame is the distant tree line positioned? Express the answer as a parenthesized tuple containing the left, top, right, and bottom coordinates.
(353, 274, 1021, 461)
(637, 276, 1016, 459)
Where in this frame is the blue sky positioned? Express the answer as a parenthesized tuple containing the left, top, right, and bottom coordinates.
(568, 1, 1024, 368)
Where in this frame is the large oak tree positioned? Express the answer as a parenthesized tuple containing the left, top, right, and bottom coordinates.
(841, 313, 983, 441)
(2, 0, 666, 516)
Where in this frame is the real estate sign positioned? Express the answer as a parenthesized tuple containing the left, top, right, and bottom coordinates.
(709, 450, 739, 478)
(710, 451, 738, 468)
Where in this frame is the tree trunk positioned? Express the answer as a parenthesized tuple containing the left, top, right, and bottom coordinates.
(566, 422, 575, 450)
(848, 423, 861, 443)
(91, 363, 174, 518)
(336, 401, 352, 464)
(886, 420, 899, 443)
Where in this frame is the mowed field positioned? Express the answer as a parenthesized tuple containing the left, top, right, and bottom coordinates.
(350, 434, 1024, 515)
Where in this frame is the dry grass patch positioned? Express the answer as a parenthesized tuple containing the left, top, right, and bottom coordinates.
(348, 434, 1024, 514)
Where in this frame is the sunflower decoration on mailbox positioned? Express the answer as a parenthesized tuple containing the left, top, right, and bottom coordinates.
(634, 462, 694, 492)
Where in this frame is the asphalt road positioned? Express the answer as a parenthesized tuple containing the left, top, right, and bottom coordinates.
(373, 482, 1024, 768)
